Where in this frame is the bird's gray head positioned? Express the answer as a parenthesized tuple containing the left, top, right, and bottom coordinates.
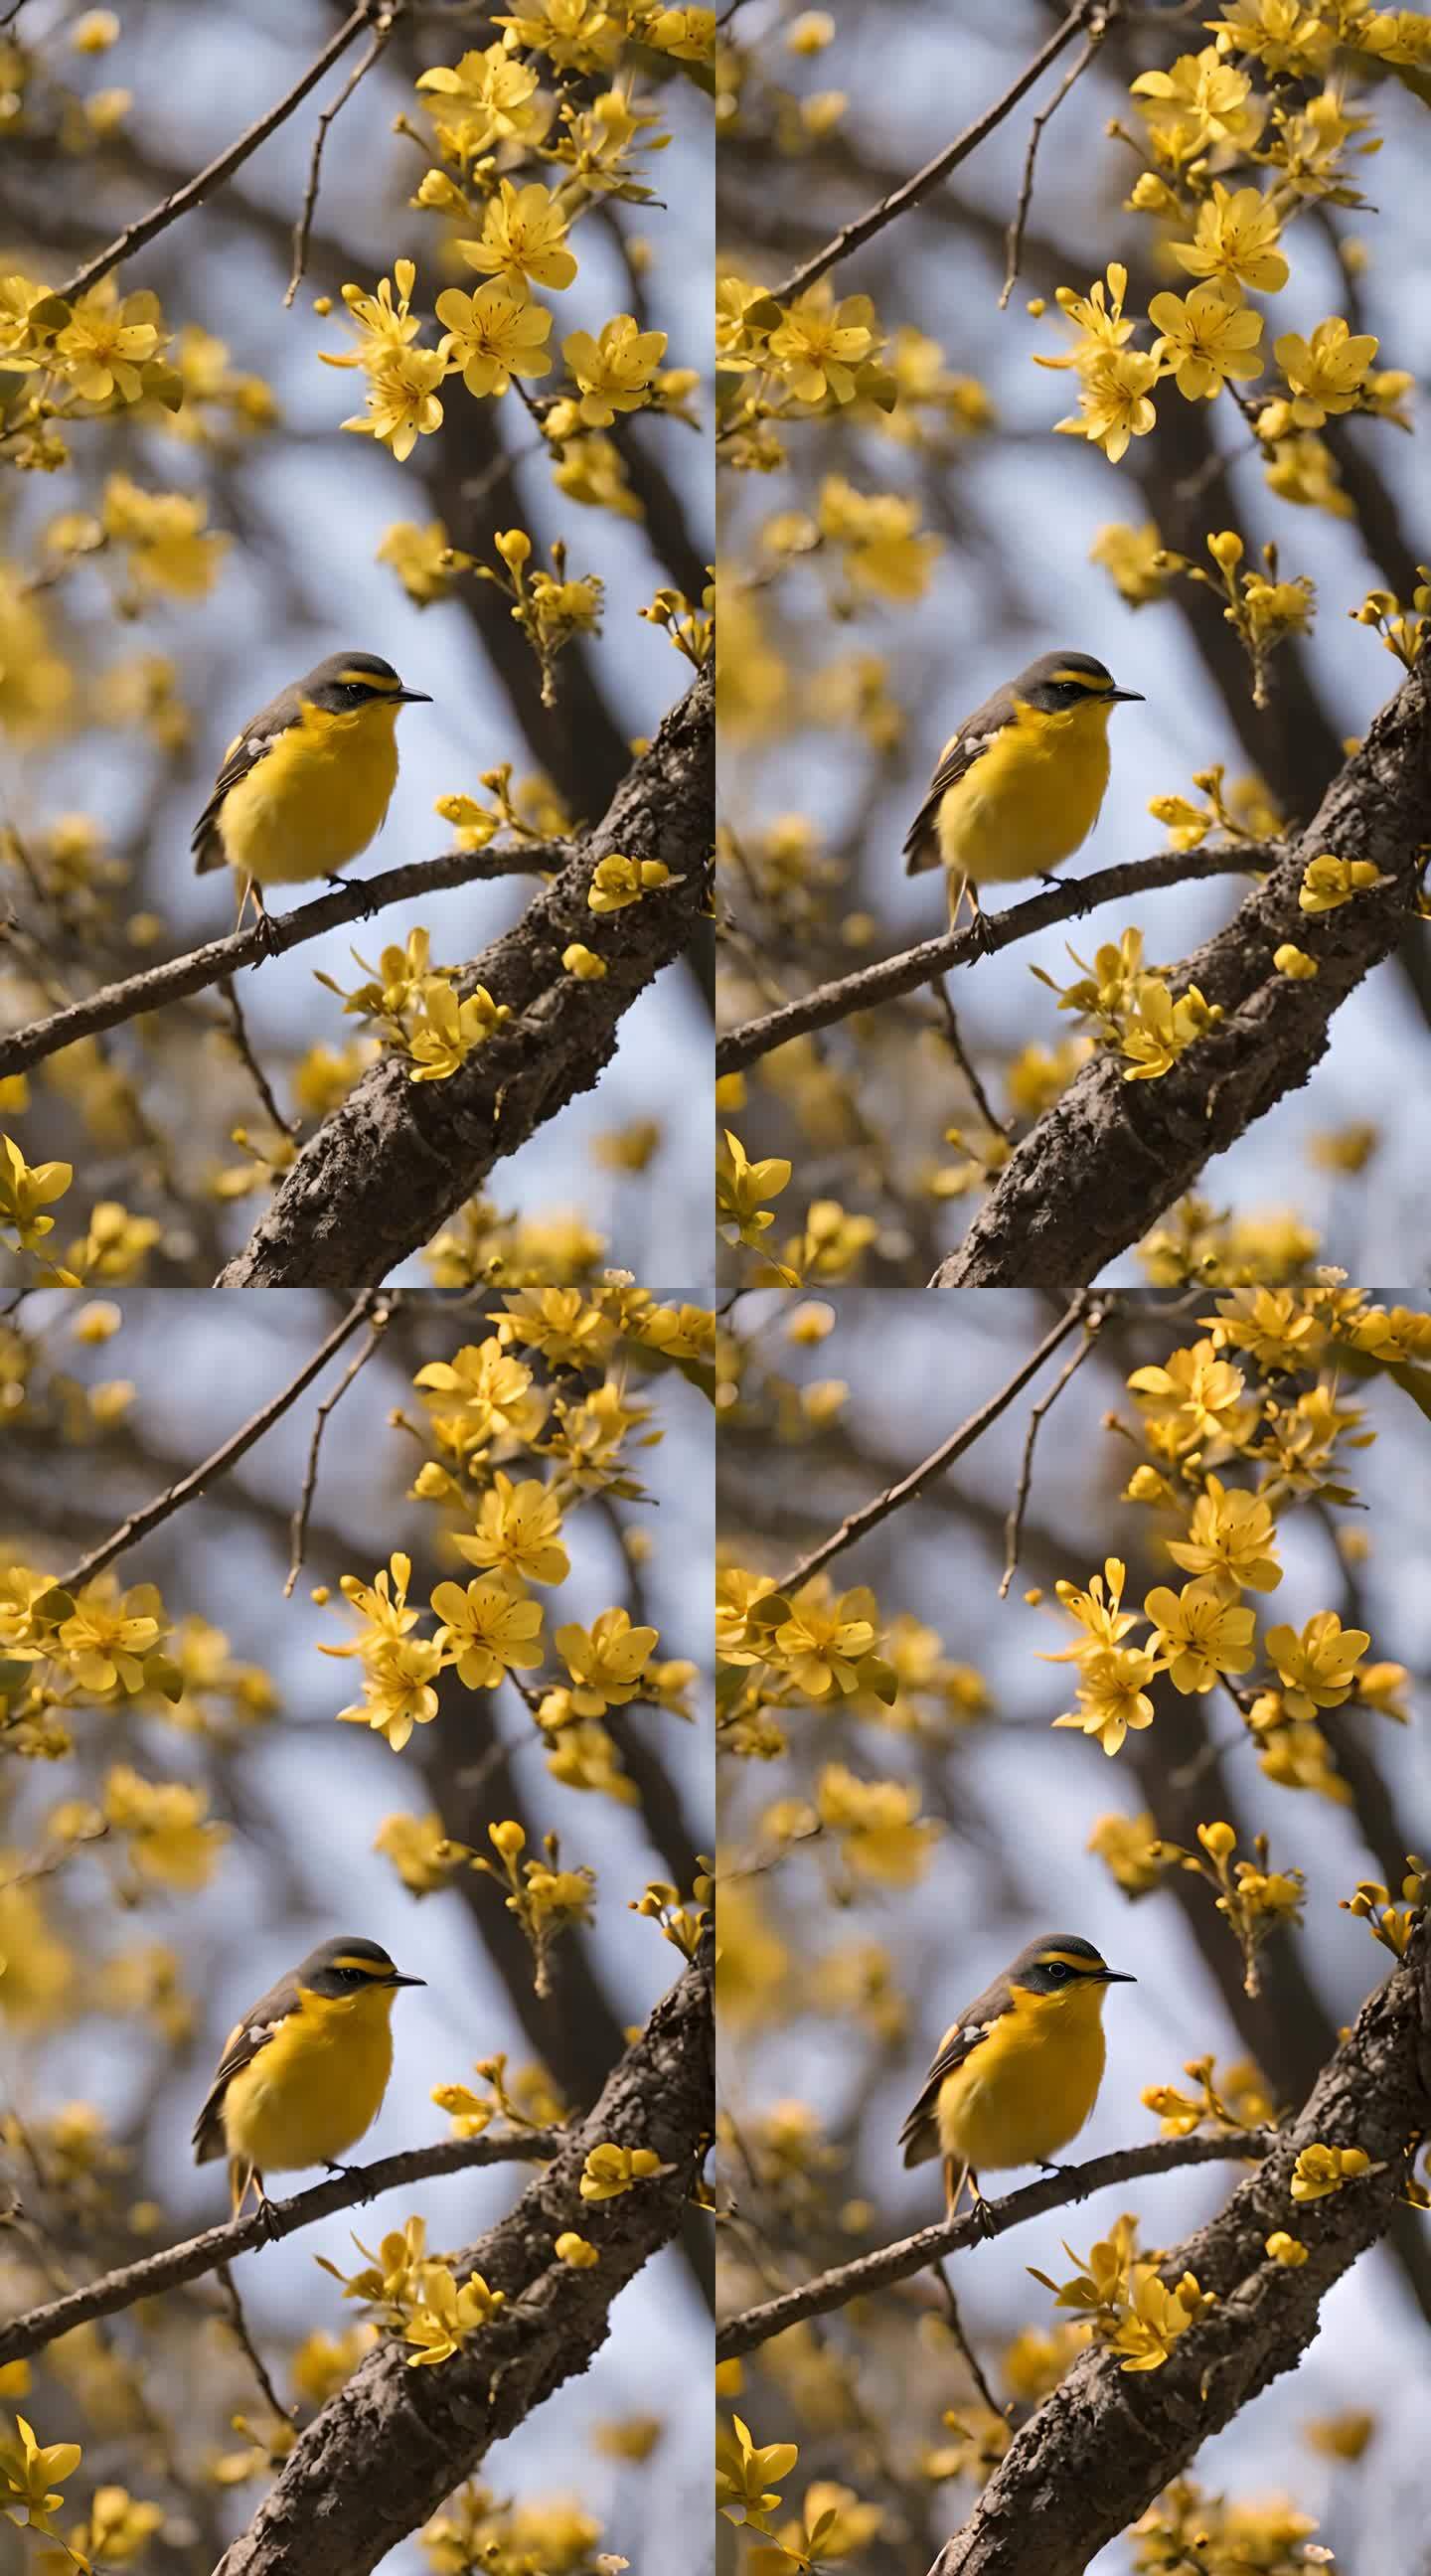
(299, 651, 432, 712)
(295, 1935, 425, 1997)
(1014, 650, 1143, 712)
(1009, 1932, 1137, 1995)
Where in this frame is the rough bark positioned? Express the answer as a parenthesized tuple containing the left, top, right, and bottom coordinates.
(934, 656, 1431, 1288)
(216, 665, 712, 1286)
(215, 1946, 714, 2576)
(926, 1918, 1431, 2576)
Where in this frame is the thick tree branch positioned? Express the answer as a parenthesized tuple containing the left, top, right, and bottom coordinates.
(213, 1948, 713, 2576)
(716, 849, 1264, 1078)
(215, 665, 713, 1287)
(927, 1919, 1431, 2575)
(0, 847, 557, 1081)
(765, 2, 1098, 304)
(53, 1, 391, 303)
(716, 2133, 1268, 2364)
(934, 658, 1431, 1287)
(0, 2130, 560, 2370)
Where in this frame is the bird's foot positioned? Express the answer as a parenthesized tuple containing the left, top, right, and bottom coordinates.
(970, 910, 997, 960)
(253, 2194, 282, 2244)
(972, 2192, 998, 2241)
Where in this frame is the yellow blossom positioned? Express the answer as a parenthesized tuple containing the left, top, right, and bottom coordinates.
(430, 1574, 546, 1690)
(1298, 851, 1386, 912)
(457, 181, 577, 301)
(1262, 1611, 1369, 1717)
(579, 2142, 662, 2200)
(1171, 184, 1289, 299)
(1265, 2231, 1309, 2265)
(555, 1607, 658, 1713)
(561, 315, 667, 425)
(1275, 316, 1379, 424)
(1290, 2142, 1370, 2201)
(452, 1474, 569, 1586)
(1142, 1582, 1256, 1692)
(1148, 284, 1263, 400)
(435, 283, 554, 396)
(1167, 1475, 1282, 1594)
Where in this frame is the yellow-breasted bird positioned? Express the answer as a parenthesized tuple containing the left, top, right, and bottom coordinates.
(899, 1931, 1135, 2226)
(192, 1934, 425, 2217)
(902, 650, 1144, 943)
(191, 649, 431, 928)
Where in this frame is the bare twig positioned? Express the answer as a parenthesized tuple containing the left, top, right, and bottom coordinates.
(219, 976, 297, 1141)
(766, 2, 1097, 306)
(1000, 1314, 1104, 1597)
(0, 844, 561, 1082)
(54, 2, 389, 304)
(217, 2262, 292, 2422)
(716, 847, 1269, 1078)
(0, 2129, 560, 2371)
(284, 1307, 393, 1596)
(716, 2131, 1269, 2363)
(1000, 15, 1110, 309)
(285, 12, 397, 307)
(57, 1294, 379, 1592)
(933, 2259, 1005, 2420)
(933, 977, 1011, 1137)
(774, 1296, 1089, 1597)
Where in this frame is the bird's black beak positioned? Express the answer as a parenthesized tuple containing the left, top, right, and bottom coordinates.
(388, 1970, 426, 1987)
(1100, 1967, 1137, 1984)
(1108, 687, 1145, 704)
(394, 687, 432, 705)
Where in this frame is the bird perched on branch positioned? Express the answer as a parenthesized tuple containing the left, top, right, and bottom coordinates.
(192, 1934, 425, 2219)
(899, 1931, 1135, 2228)
(902, 650, 1143, 946)
(192, 650, 431, 932)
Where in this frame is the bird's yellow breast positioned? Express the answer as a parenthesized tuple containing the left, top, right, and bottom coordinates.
(219, 1985, 398, 2174)
(217, 701, 401, 886)
(936, 1981, 1109, 2173)
(935, 699, 1114, 888)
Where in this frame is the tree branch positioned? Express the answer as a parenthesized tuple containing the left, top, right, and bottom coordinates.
(716, 848, 1265, 1078)
(926, 1919, 1431, 2575)
(716, 2132, 1269, 2364)
(215, 664, 713, 1287)
(53, 1, 391, 304)
(765, 1, 1099, 305)
(0, 847, 558, 1082)
(933, 659, 1431, 1288)
(56, 1292, 379, 1591)
(772, 1294, 1089, 1595)
(0, 2130, 561, 2370)
(212, 1949, 713, 2576)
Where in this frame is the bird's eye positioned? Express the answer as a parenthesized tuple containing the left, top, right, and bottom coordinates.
(1044, 1961, 1070, 1981)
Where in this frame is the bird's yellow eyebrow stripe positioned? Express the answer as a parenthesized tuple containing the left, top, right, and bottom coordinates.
(332, 1954, 393, 1976)
(1038, 1950, 1106, 1973)
(337, 668, 399, 691)
(1050, 668, 1113, 691)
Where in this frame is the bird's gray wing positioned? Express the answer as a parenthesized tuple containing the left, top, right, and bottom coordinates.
(902, 681, 1017, 876)
(191, 680, 303, 874)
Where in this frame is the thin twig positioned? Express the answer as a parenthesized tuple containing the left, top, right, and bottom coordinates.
(0, 2129, 560, 2371)
(716, 846, 1271, 1078)
(57, 1294, 378, 1592)
(933, 2258, 1006, 2419)
(716, 2132, 1270, 2363)
(766, 2, 1096, 306)
(219, 976, 296, 1140)
(0, 843, 562, 1082)
(774, 1296, 1089, 1598)
(933, 976, 1011, 1137)
(1000, 15, 1110, 310)
(284, 1308, 393, 1596)
(1000, 1314, 1104, 1597)
(54, 2, 388, 304)
(285, 12, 396, 307)
(216, 2262, 291, 2422)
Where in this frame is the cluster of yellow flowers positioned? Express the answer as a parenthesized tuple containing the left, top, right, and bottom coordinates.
(1058, 1294, 1417, 1817)
(1131, 2477, 1332, 2576)
(1032, 927, 1224, 1087)
(331, 1297, 705, 1828)
(1028, 2212, 1216, 2375)
(327, 11, 703, 490)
